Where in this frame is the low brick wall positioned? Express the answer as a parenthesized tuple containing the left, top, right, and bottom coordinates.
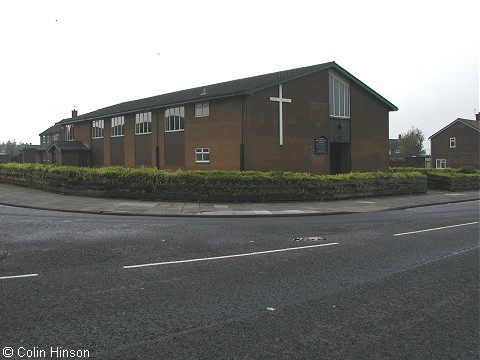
(427, 174, 480, 191)
(0, 168, 427, 202)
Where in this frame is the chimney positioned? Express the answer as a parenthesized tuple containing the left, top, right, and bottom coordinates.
(476, 112, 479, 122)
(72, 109, 78, 118)
(398, 134, 402, 139)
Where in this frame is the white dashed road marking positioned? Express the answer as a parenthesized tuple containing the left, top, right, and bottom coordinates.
(393, 222, 479, 237)
(123, 242, 339, 269)
(0, 273, 39, 281)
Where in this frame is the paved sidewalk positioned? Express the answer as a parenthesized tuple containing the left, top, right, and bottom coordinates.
(0, 183, 478, 217)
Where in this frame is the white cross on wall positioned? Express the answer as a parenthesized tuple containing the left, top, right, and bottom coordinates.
(270, 84, 292, 146)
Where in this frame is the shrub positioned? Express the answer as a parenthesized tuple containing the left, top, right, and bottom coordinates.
(458, 166, 478, 174)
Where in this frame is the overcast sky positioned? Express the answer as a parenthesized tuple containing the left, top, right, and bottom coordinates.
(1, 0, 478, 153)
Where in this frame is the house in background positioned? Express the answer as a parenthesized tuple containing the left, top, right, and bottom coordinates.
(388, 134, 431, 168)
(47, 61, 397, 174)
(429, 116, 480, 169)
(389, 136, 402, 158)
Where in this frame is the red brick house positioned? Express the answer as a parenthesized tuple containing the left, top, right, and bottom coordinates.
(51, 62, 397, 174)
(429, 117, 480, 169)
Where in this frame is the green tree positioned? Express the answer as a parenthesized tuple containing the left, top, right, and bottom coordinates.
(399, 127, 426, 157)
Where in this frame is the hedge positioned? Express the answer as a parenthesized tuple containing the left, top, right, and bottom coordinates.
(0, 163, 427, 202)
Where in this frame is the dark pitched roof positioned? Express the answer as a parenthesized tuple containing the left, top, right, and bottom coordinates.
(46, 141, 90, 152)
(428, 118, 480, 139)
(57, 61, 398, 125)
(39, 125, 63, 136)
(19, 145, 43, 151)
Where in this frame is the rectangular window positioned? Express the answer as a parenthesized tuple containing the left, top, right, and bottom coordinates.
(329, 72, 350, 118)
(53, 134, 59, 141)
(65, 124, 74, 141)
(165, 106, 185, 132)
(111, 116, 125, 137)
(436, 159, 446, 168)
(195, 102, 209, 117)
(449, 137, 456, 148)
(135, 112, 152, 135)
(92, 119, 105, 139)
(195, 148, 210, 163)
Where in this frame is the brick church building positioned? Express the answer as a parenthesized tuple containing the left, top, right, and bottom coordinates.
(47, 61, 397, 174)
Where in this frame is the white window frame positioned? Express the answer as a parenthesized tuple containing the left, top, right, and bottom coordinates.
(436, 159, 446, 168)
(165, 106, 185, 132)
(92, 119, 104, 139)
(65, 124, 74, 141)
(449, 137, 456, 148)
(329, 72, 350, 118)
(195, 102, 209, 117)
(195, 148, 210, 163)
(135, 112, 152, 135)
(111, 116, 125, 137)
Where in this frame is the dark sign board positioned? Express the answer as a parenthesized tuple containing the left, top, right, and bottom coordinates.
(314, 136, 328, 154)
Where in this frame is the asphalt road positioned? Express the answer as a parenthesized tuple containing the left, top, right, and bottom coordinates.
(0, 201, 479, 359)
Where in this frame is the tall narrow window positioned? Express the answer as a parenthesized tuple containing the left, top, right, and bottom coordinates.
(65, 124, 74, 141)
(165, 106, 185, 132)
(135, 112, 152, 134)
(92, 119, 104, 139)
(449, 137, 456, 148)
(195, 102, 209, 117)
(329, 72, 350, 118)
(111, 116, 125, 137)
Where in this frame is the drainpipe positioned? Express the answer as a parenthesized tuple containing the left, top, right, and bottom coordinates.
(240, 95, 245, 171)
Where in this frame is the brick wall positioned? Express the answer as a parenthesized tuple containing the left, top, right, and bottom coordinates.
(123, 113, 135, 167)
(185, 98, 242, 170)
(244, 71, 330, 174)
(350, 82, 390, 172)
(110, 136, 124, 166)
(103, 118, 111, 167)
(74, 122, 90, 145)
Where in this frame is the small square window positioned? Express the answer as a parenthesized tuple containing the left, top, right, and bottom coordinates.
(195, 102, 209, 117)
(436, 159, 446, 168)
(449, 138, 456, 148)
(195, 148, 210, 163)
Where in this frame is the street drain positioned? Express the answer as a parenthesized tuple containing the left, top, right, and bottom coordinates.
(293, 236, 327, 242)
